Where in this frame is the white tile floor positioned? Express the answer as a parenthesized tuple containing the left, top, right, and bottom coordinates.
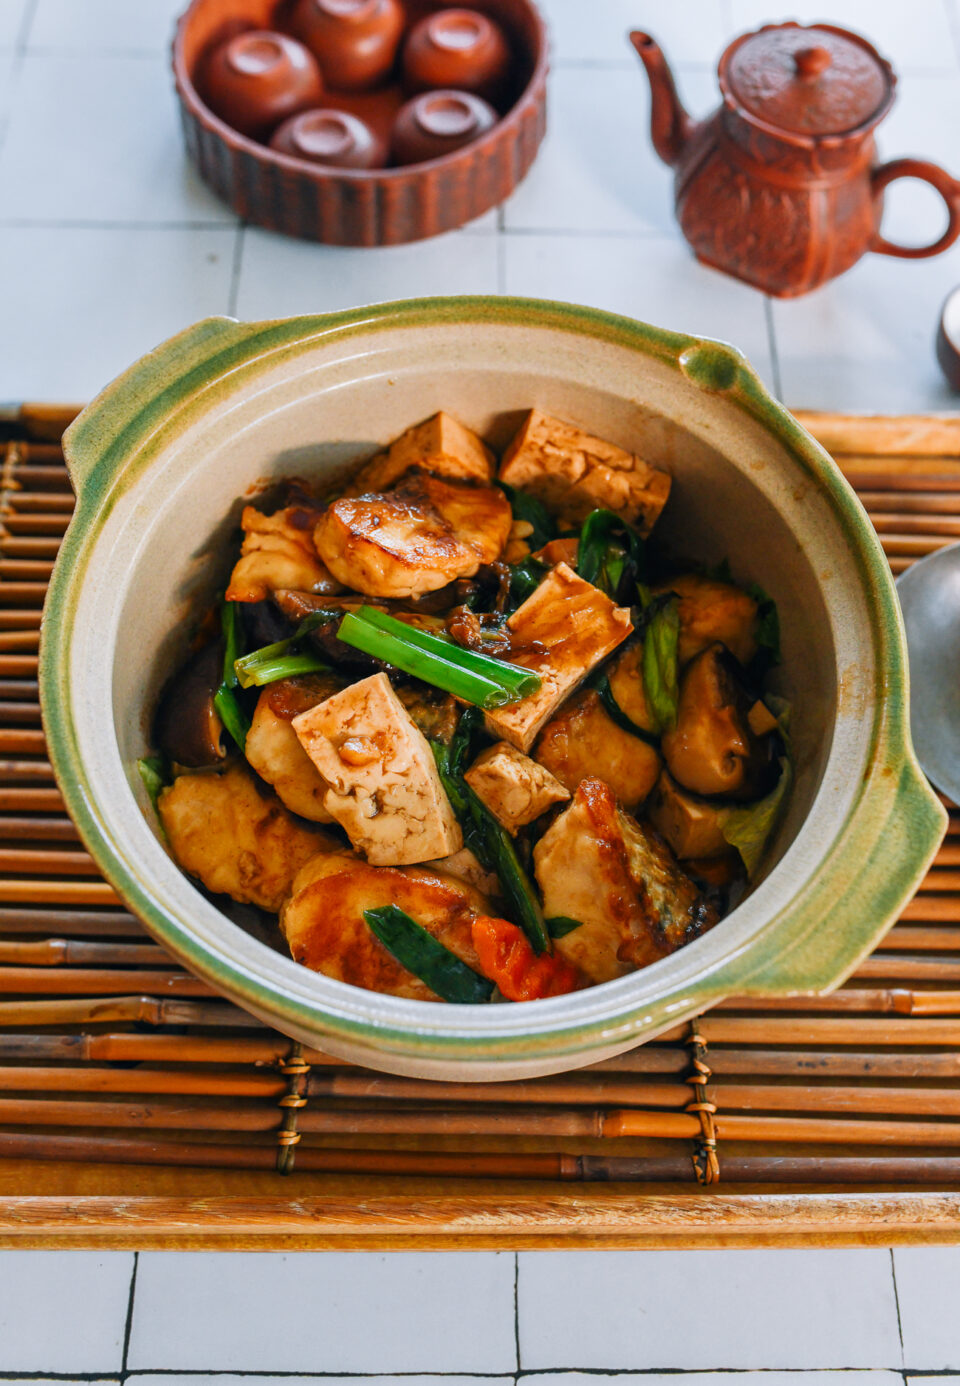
(2, 0, 960, 1372)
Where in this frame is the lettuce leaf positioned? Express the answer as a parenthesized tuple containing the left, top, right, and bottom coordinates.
(720, 756, 792, 879)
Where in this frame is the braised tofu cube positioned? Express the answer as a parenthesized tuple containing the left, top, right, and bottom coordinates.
(350, 411, 495, 492)
(291, 672, 462, 866)
(225, 505, 341, 602)
(499, 409, 671, 534)
(483, 563, 632, 752)
(464, 741, 569, 833)
(533, 778, 717, 984)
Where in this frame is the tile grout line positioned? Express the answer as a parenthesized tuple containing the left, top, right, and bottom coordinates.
(227, 223, 247, 318)
(513, 1252, 521, 1374)
(0, 1373, 928, 1381)
(889, 1249, 906, 1371)
(763, 295, 783, 402)
(119, 1251, 140, 1383)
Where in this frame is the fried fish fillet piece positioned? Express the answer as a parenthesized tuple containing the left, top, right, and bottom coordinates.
(280, 853, 490, 1001)
(533, 778, 717, 984)
(244, 675, 343, 823)
(534, 688, 660, 814)
(653, 573, 759, 668)
(226, 505, 342, 603)
(313, 472, 512, 599)
(158, 762, 336, 912)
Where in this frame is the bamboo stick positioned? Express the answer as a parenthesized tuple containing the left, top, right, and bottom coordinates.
(901, 896, 960, 922)
(0, 630, 41, 652)
(860, 491, 960, 512)
(694, 1016, 960, 1045)
(11, 405, 80, 440)
(0, 847, 98, 875)
(701, 1049, 960, 1079)
(0, 657, 39, 678)
(0, 939, 168, 966)
(0, 682, 40, 702)
(918, 870, 960, 890)
(0, 881, 120, 906)
(0, 966, 214, 996)
(0, 538, 61, 558)
(0, 731, 45, 756)
(0, 1033, 343, 1066)
(0, 907, 142, 936)
(0, 995, 254, 1027)
(870, 514, 960, 536)
(0, 761, 55, 783)
(881, 926, 960, 951)
(0, 582, 54, 604)
(5, 493, 73, 512)
(794, 410, 960, 455)
(720, 988, 960, 1015)
(1, 516, 70, 535)
(0, 1131, 958, 1185)
(0, 1065, 285, 1098)
(0, 817, 80, 841)
(0, 703, 44, 725)
(706, 1112, 960, 1148)
(306, 1072, 692, 1109)
(3, 466, 72, 489)
(0, 788, 64, 811)
(854, 955, 960, 981)
(714, 1083, 960, 1117)
(0, 611, 42, 629)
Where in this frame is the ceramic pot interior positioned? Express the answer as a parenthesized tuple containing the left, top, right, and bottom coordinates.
(104, 321, 843, 978)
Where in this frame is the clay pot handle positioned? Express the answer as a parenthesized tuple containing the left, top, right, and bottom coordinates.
(870, 158, 960, 259)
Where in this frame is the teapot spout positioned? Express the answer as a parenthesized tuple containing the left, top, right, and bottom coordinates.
(629, 31, 693, 168)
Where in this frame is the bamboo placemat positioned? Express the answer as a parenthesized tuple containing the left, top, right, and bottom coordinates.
(2, 403, 960, 1250)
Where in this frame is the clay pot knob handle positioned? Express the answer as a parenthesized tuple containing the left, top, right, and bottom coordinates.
(794, 45, 832, 80)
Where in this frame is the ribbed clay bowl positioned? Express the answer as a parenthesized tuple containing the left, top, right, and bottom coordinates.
(172, 0, 548, 245)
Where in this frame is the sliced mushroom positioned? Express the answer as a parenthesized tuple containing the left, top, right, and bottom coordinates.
(661, 644, 778, 801)
(653, 573, 759, 668)
(155, 642, 225, 768)
(606, 640, 658, 735)
(647, 769, 732, 860)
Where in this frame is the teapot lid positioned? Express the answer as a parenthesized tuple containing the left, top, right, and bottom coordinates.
(720, 22, 895, 142)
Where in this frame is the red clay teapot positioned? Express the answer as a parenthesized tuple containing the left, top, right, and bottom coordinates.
(631, 22, 960, 296)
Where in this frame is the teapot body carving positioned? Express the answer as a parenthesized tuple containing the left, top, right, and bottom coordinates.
(632, 24, 960, 297)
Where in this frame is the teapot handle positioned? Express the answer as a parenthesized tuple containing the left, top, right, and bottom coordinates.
(870, 157, 960, 259)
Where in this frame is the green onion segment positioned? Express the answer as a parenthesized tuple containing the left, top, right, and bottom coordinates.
(364, 905, 494, 1004)
(337, 606, 540, 710)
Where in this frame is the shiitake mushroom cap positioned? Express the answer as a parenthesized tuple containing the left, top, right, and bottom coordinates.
(155, 641, 225, 768)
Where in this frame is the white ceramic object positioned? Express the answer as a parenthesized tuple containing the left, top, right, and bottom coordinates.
(39, 298, 944, 1081)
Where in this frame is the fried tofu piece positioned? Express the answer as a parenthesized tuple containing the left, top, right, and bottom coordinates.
(314, 472, 512, 599)
(533, 779, 717, 984)
(483, 563, 632, 752)
(351, 412, 495, 492)
(158, 762, 335, 912)
(464, 741, 569, 832)
(280, 852, 489, 1001)
(534, 688, 661, 813)
(424, 847, 501, 897)
(291, 672, 462, 866)
(647, 769, 734, 861)
(653, 573, 759, 667)
(499, 410, 672, 534)
(245, 676, 343, 823)
(226, 505, 342, 603)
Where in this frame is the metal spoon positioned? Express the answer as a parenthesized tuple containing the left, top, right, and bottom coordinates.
(896, 540, 960, 802)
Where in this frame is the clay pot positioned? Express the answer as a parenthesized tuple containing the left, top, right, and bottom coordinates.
(199, 29, 324, 137)
(290, 0, 405, 93)
(270, 107, 386, 166)
(391, 87, 497, 164)
(402, 7, 512, 104)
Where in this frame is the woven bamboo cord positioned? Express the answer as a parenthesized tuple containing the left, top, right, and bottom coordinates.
(275, 1041, 310, 1174)
(685, 1024, 718, 1184)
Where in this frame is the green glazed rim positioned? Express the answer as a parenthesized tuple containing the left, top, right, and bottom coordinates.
(39, 297, 947, 1066)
